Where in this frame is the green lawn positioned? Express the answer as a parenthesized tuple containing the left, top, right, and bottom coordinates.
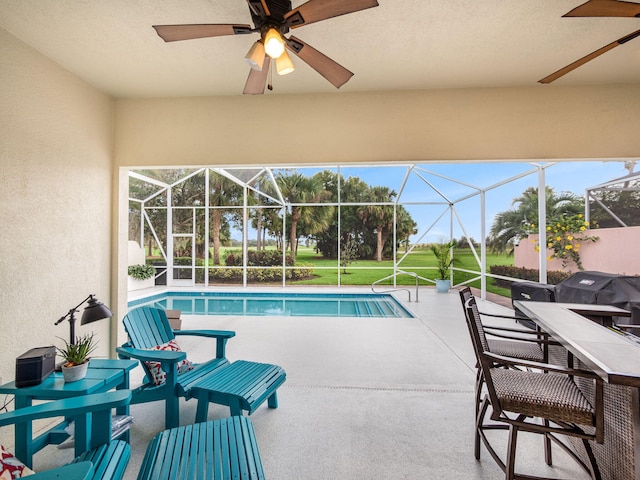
(289, 246, 513, 296)
(150, 245, 515, 297)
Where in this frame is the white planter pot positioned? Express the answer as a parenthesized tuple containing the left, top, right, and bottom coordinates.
(128, 276, 154, 291)
(61, 362, 89, 382)
(435, 279, 451, 293)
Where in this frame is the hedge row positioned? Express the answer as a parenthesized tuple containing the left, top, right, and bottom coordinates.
(224, 250, 294, 267)
(209, 266, 314, 282)
(489, 265, 572, 287)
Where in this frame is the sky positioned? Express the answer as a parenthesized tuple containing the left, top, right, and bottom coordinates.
(264, 160, 633, 244)
(136, 160, 634, 245)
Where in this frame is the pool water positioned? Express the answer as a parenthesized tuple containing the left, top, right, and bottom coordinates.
(128, 291, 414, 318)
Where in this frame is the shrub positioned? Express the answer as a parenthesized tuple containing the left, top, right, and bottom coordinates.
(524, 213, 599, 270)
(224, 249, 294, 267)
(128, 264, 156, 280)
(489, 265, 571, 287)
(208, 265, 314, 283)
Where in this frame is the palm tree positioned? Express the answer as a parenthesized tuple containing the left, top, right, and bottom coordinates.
(209, 171, 242, 265)
(248, 173, 280, 250)
(396, 206, 418, 254)
(359, 186, 396, 262)
(276, 172, 329, 257)
(489, 186, 583, 253)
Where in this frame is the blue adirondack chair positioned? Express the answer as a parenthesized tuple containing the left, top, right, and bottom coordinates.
(0, 390, 132, 480)
(137, 416, 266, 480)
(116, 306, 286, 429)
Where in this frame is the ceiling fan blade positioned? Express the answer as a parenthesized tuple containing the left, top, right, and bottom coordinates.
(563, 0, 640, 17)
(539, 29, 640, 83)
(246, 0, 270, 18)
(285, 36, 354, 88)
(285, 0, 379, 29)
(244, 56, 271, 94)
(153, 24, 252, 42)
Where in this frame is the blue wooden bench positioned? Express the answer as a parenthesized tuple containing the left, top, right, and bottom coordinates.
(137, 416, 265, 480)
(116, 306, 286, 429)
(0, 391, 132, 480)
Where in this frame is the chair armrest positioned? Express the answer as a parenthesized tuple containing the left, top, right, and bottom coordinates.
(116, 346, 186, 364)
(173, 329, 235, 339)
(483, 328, 560, 346)
(480, 311, 530, 321)
(0, 391, 131, 427)
(173, 329, 236, 359)
(484, 324, 548, 336)
(484, 351, 600, 380)
(29, 462, 93, 480)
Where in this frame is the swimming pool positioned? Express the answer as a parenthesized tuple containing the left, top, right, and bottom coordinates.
(128, 291, 414, 318)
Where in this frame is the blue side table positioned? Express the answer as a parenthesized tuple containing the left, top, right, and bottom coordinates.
(0, 358, 137, 467)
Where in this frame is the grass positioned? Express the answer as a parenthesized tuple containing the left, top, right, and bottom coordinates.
(289, 246, 514, 296)
(150, 245, 516, 297)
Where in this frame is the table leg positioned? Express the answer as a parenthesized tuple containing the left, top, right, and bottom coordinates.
(116, 369, 131, 442)
(13, 396, 33, 468)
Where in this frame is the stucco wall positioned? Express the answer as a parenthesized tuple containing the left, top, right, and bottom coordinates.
(514, 226, 640, 275)
(114, 86, 640, 167)
(0, 28, 115, 387)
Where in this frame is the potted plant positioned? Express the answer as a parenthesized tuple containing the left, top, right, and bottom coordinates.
(56, 333, 97, 382)
(430, 240, 457, 293)
(128, 263, 156, 291)
(128, 264, 156, 280)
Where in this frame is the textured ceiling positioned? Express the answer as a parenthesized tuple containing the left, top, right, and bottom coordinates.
(1, 0, 640, 98)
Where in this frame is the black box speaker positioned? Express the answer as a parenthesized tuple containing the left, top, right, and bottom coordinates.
(15, 346, 56, 388)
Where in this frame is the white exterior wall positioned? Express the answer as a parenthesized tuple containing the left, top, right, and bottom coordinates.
(0, 28, 115, 392)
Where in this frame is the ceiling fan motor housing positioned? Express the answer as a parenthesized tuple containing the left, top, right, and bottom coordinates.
(250, 0, 293, 34)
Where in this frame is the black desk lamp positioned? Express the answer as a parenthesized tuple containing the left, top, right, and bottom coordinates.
(54, 294, 113, 344)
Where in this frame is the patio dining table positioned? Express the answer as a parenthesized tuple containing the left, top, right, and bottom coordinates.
(515, 301, 638, 480)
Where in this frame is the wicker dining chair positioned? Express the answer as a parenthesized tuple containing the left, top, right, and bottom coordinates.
(457, 287, 555, 416)
(463, 295, 604, 480)
(458, 287, 549, 363)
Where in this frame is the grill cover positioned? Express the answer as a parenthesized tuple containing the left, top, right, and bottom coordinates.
(555, 271, 640, 325)
(511, 282, 556, 329)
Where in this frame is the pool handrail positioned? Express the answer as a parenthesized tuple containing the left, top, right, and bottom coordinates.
(371, 270, 432, 302)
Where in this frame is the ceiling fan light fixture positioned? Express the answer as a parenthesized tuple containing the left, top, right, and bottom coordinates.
(276, 49, 295, 75)
(244, 40, 265, 70)
(263, 28, 285, 59)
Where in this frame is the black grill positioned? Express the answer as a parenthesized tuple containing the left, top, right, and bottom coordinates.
(555, 271, 640, 325)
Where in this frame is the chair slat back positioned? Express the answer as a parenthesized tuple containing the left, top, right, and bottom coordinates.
(461, 295, 505, 412)
(123, 307, 175, 349)
(458, 287, 490, 353)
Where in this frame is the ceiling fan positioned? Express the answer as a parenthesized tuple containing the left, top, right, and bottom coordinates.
(539, 0, 640, 83)
(152, 0, 379, 94)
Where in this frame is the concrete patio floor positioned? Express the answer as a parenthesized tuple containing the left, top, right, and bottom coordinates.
(36, 287, 588, 479)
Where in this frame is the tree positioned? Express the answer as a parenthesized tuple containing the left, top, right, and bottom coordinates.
(488, 187, 583, 253)
(209, 171, 242, 265)
(129, 168, 205, 259)
(276, 172, 330, 257)
(248, 173, 280, 250)
(589, 176, 640, 228)
(340, 233, 358, 274)
(359, 186, 396, 261)
(315, 172, 370, 259)
(395, 206, 418, 255)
